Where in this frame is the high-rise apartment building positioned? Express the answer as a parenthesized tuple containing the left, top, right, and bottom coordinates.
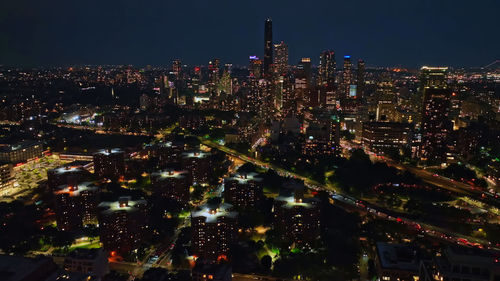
(54, 182, 100, 231)
(151, 169, 191, 204)
(93, 148, 126, 179)
(191, 202, 237, 262)
(223, 172, 263, 209)
(98, 197, 149, 254)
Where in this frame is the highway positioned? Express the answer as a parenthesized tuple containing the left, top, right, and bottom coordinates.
(200, 138, 500, 251)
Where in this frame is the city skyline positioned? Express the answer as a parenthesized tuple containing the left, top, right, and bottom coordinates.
(1, 0, 499, 67)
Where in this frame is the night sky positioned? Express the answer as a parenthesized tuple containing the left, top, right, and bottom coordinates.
(1, 0, 499, 68)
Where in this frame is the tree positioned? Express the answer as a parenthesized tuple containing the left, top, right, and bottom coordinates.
(261, 255, 272, 271)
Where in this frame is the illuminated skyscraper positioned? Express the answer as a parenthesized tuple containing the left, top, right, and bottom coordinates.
(342, 55, 352, 97)
(356, 59, 365, 99)
(318, 50, 336, 87)
(273, 41, 288, 75)
(263, 18, 273, 77)
(419, 66, 451, 163)
(248, 56, 262, 79)
(297, 57, 312, 84)
(208, 59, 220, 92)
(172, 59, 181, 79)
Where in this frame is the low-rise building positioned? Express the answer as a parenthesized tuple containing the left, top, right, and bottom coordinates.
(362, 122, 411, 152)
(419, 246, 500, 281)
(0, 140, 43, 164)
(63, 248, 109, 278)
(375, 242, 420, 281)
(0, 162, 14, 194)
(192, 260, 232, 281)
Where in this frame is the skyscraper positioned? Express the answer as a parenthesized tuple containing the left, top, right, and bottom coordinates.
(319, 50, 336, 87)
(263, 18, 273, 77)
(297, 57, 312, 84)
(273, 41, 288, 75)
(208, 59, 220, 92)
(342, 55, 352, 97)
(419, 66, 451, 163)
(248, 56, 262, 79)
(356, 59, 365, 99)
(172, 59, 181, 79)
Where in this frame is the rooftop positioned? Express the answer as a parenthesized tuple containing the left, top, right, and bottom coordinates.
(376, 242, 419, 272)
(67, 248, 104, 260)
(151, 169, 189, 180)
(98, 196, 146, 215)
(49, 165, 85, 175)
(0, 140, 41, 152)
(94, 148, 123, 156)
(0, 255, 57, 281)
(275, 195, 316, 209)
(191, 202, 237, 223)
(226, 172, 262, 184)
(182, 150, 210, 159)
(54, 181, 99, 197)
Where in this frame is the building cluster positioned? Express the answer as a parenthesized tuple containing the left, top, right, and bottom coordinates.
(375, 242, 500, 281)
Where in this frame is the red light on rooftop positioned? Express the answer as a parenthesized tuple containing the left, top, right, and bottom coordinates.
(217, 254, 228, 262)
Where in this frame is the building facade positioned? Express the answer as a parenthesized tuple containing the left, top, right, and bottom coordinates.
(54, 181, 100, 231)
(98, 197, 148, 254)
(191, 202, 237, 262)
(93, 148, 126, 179)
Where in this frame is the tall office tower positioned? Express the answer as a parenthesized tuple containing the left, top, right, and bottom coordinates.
(297, 58, 312, 84)
(375, 76, 397, 121)
(93, 149, 125, 180)
(342, 55, 352, 97)
(273, 41, 288, 75)
(362, 122, 412, 152)
(54, 182, 100, 231)
(208, 59, 220, 91)
(98, 197, 149, 255)
(263, 18, 273, 77)
(356, 59, 365, 99)
(172, 59, 181, 79)
(419, 67, 452, 163)
(191, 201, 237, 262)
(318, 50, 336, 87)
(248, 56, 262, 79)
